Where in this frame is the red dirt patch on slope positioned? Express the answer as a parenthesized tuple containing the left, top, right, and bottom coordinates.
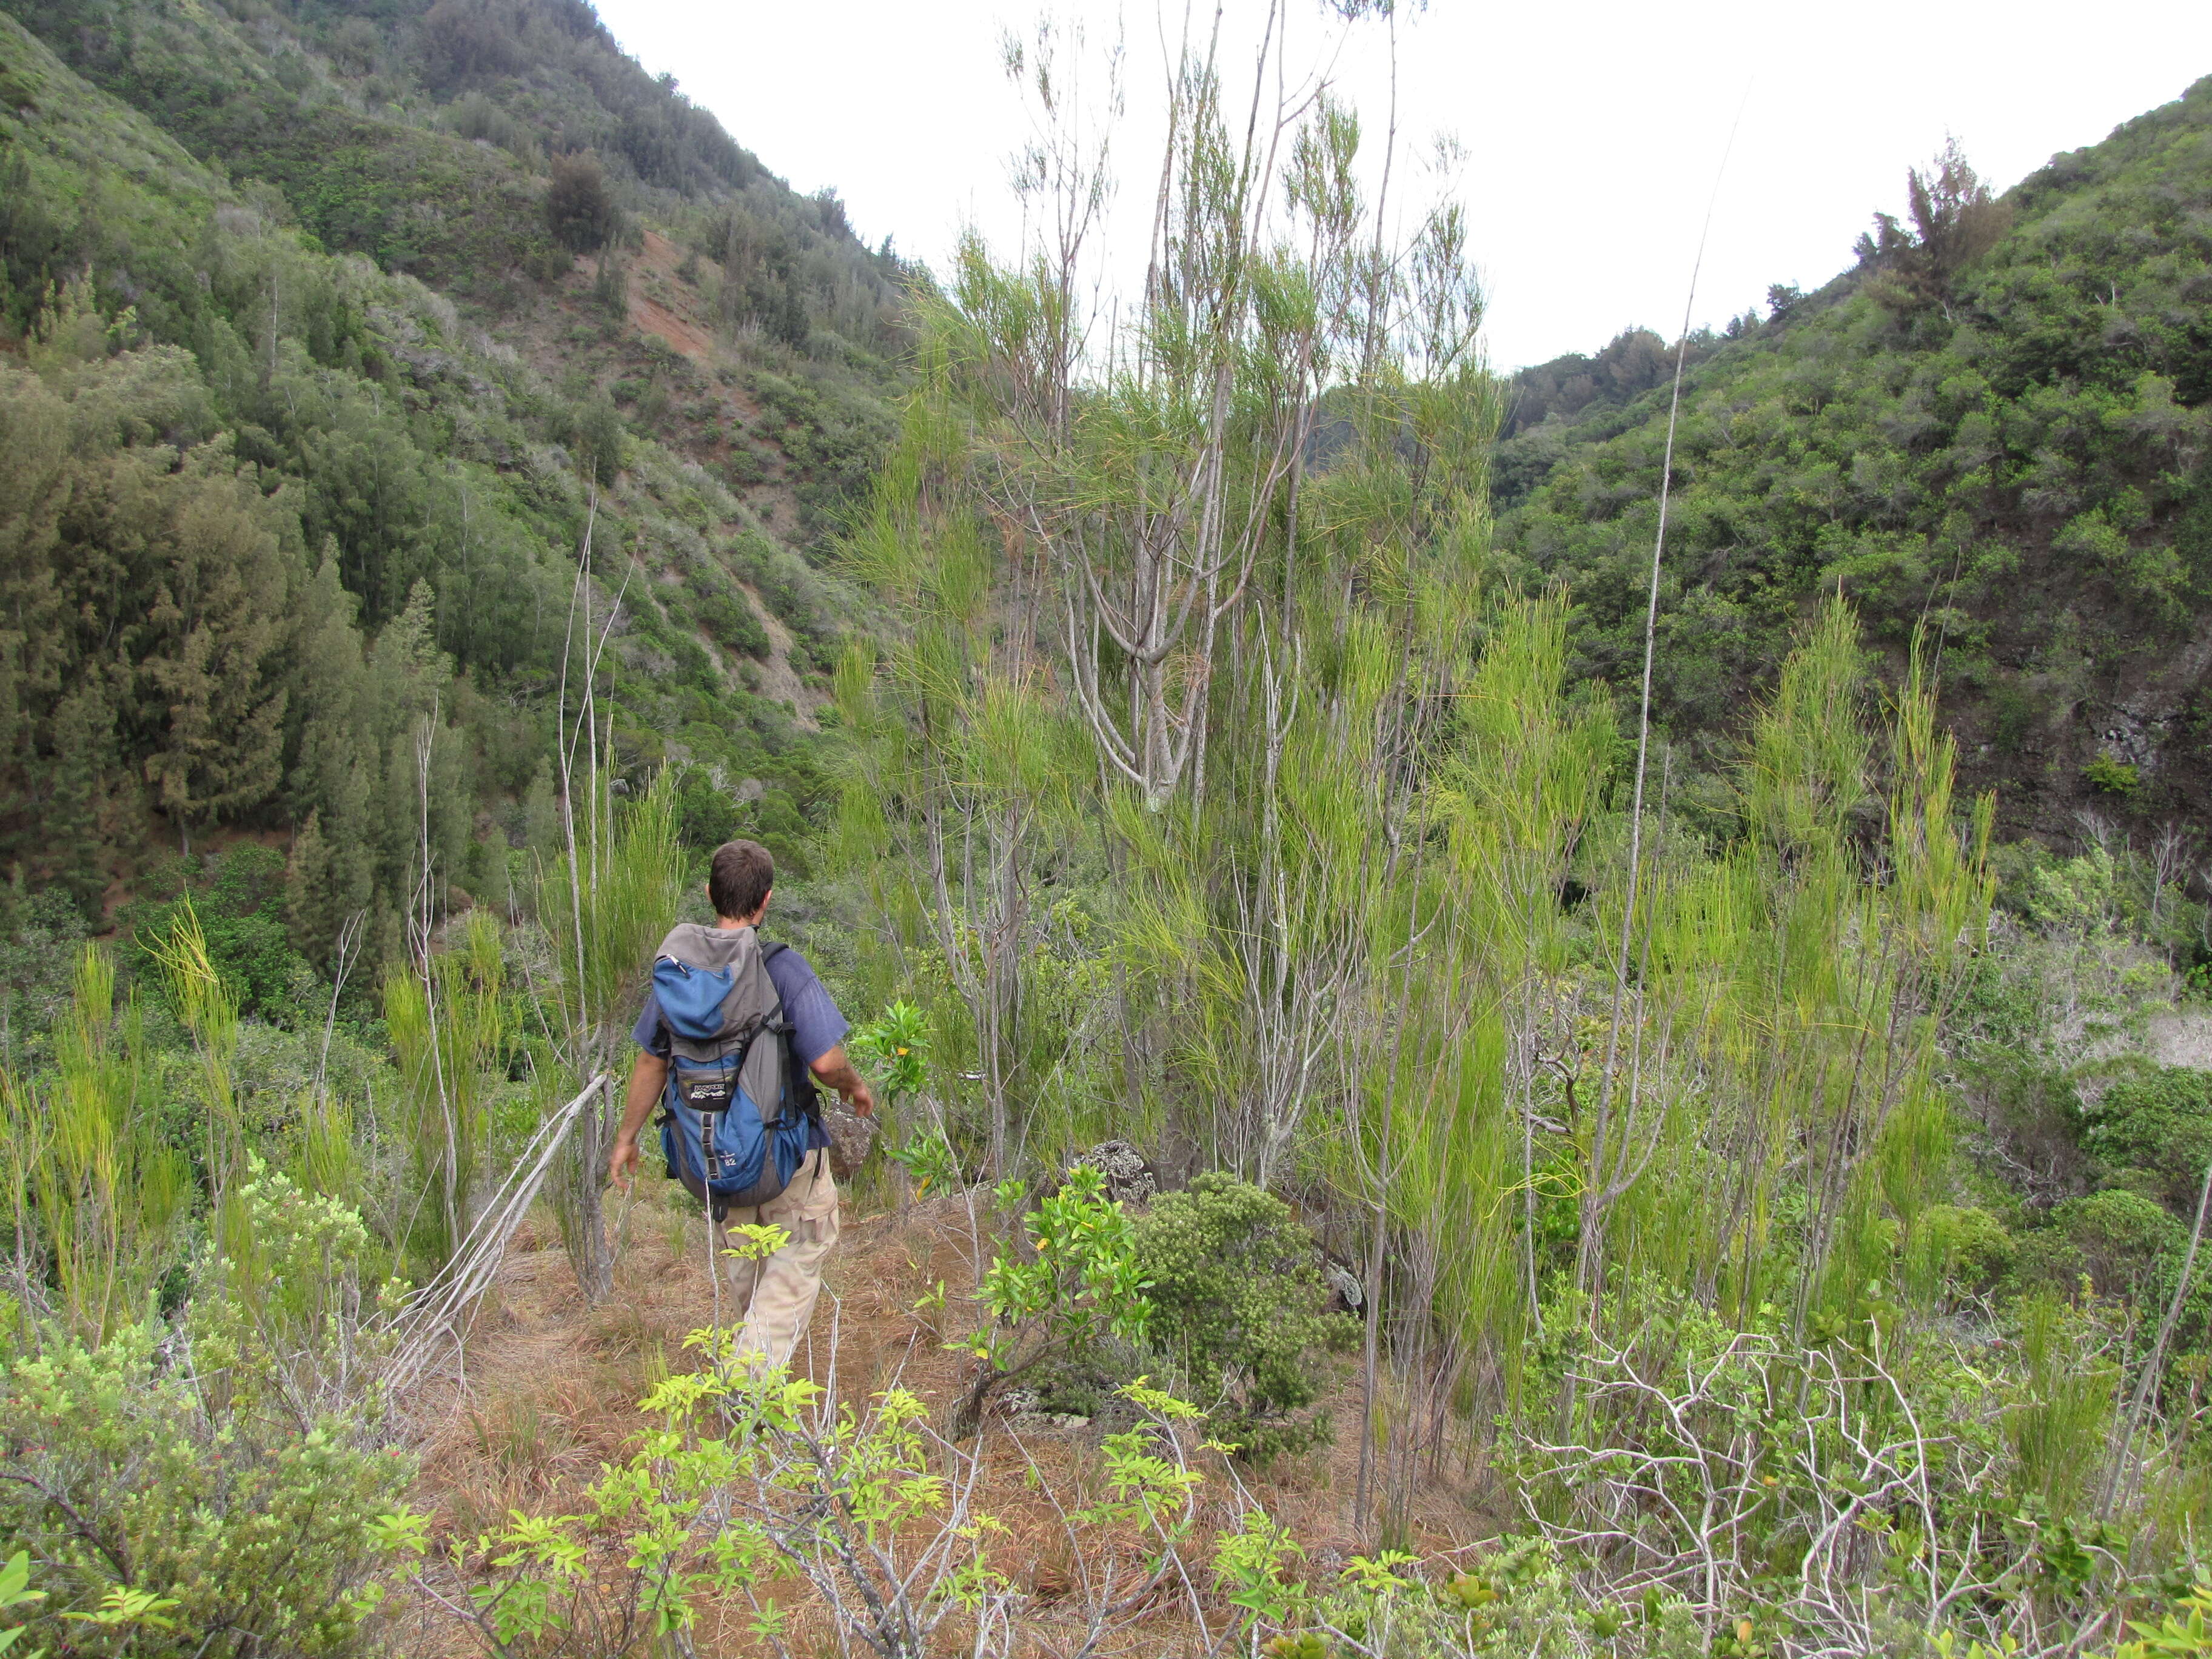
(625, 229, 717, 363)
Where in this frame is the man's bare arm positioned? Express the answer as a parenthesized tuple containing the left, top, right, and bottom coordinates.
(608, 1051, 668, 1188)
(810, 1045, 875, 1115)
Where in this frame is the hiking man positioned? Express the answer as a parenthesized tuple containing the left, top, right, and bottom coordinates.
(607, 839, 874, 1369)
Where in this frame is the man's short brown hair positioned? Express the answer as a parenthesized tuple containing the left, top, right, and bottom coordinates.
(708, 840, 775, 920)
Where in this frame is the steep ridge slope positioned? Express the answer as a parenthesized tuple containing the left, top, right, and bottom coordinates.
(1495, 76, 2212, 841)
(0, 0, 897, 973)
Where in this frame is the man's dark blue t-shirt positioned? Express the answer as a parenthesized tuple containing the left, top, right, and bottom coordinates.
(633, 940, 849, 1152)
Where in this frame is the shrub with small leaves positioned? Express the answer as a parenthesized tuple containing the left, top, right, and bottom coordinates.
(2086, 754, 2143, 797)
(0, 1168, 416, 1655)
(1130, 1173, 1358, 1461)
(2080, 1060, 2212, 1207)
(0, 1322, 417, 1655)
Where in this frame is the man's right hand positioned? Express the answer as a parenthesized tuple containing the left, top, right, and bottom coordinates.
(610, 1054, 668, 1192)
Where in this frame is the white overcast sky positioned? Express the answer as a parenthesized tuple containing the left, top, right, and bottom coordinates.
(589, 0, 2212, 370)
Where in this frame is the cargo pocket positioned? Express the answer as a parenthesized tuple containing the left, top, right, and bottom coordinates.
(794, 1152, 839, 1221)
(766, 1151, 838, 1235)
(779, 1167, 840, 1253)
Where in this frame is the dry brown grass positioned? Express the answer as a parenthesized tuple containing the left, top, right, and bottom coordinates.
(394, 1187, 1503, 1656)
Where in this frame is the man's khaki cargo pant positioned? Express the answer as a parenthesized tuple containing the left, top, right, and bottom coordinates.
(686, 1148, 839, 1372)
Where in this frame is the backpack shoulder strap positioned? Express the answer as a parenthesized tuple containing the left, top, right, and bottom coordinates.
(753, 939, 823, 1122)
(757, 940, 791, 1015)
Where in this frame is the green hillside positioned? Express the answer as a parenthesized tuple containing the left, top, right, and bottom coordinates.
(0, 0, 900, 986)
(1495, 81, 2212, 839)
(15, 12, 2212, 1655)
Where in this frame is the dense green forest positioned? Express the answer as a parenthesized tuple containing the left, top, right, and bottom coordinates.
(8, 1, 2212, 1655)
(1494, 95, 2212, 838)
(0, 0, 899, 989)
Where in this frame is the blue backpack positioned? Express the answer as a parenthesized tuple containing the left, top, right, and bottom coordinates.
(651, 924, 817, 1210)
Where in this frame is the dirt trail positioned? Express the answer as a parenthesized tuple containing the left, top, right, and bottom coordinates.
(398, 1187, 1493, 1655)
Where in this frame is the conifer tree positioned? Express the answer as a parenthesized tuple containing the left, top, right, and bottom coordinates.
(520, 759, 563, 866)
(45, 680, 116, 919)
(134, 463, 294, 850)
(284, 809, 338, 968)
(0, 364, 76, 871)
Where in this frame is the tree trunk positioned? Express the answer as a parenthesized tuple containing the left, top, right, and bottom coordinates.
(558, 1074, 616, 1302)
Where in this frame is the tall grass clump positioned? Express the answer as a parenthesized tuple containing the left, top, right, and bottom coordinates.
(537, 766, 685, 1299)
(384, 908, 509, 1279)
(0, 945, 190, 1342)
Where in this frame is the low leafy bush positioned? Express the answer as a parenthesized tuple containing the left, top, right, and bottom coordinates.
(0, 885, 90, 1046)
(1130, 1173, 1359, 1461)
(743, 786, 814, 879)
(2037, 1187, 2182, 1296)
(745, 370, 895, 526)
(0, 1165, 414, 1655)
(953, 1165, 1152, 1436)
(726, 531, 836, 668)
(118, 846, 316, 1025)
(669, 765, 738, 850)
(1923, 1202, 2017, 1294)
(2081, 1061, 2212, 1206)
(724, 443, 768, 489)
(689, 583, 771, 659)
(2086, 754, 2144, 797)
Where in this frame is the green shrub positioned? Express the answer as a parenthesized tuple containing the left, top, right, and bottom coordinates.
(2046, 1187, 2181, 1295)
(193, 1157, 400, 1401)
(571, 397, 625, 486)
(2085, 754, 2142, 797)
(725, 531, 837, 669)
(1129, 1173, 1358, 1461)
(545, 152, 615, 253)
(690, 583, 771, 659)
(745, 787, 814, 879)
(2080, 1061, 2212, 1205)
(0, 1164, 411, 1653)
(954, 1164, 1153, 1435)
(0, 883, 87, 1040)
(671, 765, 737, 850)
(591, 252, 628, 321)
(1987, 677, 2039, 753)
(0, 1326, 412, 1655)
(118, 847, 315, 1025)
(725, 444, 768, 489)
(1924, 1202, 2016, 1292)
